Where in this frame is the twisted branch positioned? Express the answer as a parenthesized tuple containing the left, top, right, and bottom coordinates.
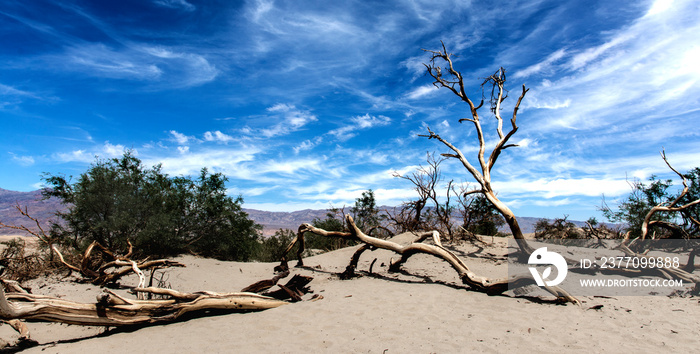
(284, 215, 579, 304)
(641, 150, 700, 239)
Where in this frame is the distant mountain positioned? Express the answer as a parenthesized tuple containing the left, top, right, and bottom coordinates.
(243, 208, 333, 236)
(0, 188, 602, 238)
(0, 188, 64, 236)
(244, 206, 582, 236)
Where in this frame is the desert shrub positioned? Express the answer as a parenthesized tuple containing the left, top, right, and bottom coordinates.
(305, 212, 354, 251)
(534, 216, 583, 239)
(461, 195, 506, 237)
(601, 171, 700, 239)
(256, 229, 297, 262)
(42, 151, 262, 261)
(0, 238, 50, 282)
(350, 190, 383, 231)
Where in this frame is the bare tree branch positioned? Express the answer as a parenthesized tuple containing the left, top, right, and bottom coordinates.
(420, 43, 533, 254)
(641, 150, 700, 239)
(282, 215, 578, 304)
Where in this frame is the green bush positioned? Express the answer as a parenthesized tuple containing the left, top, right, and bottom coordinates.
(306, 212, 352, 251)
(601, 170, 700, 239)
(42, 151, 262, 261)
(256, 229, 296, 262)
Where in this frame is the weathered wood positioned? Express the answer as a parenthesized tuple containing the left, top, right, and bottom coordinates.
(640, 150, 700, 240)
(0, 285, 288, 328)
(260, 274, 313, 302)
(421, 44, 535, 254)
(284, 215, 579, 304)
(241, 270, 290, 293)
(339, 244, 373, 280)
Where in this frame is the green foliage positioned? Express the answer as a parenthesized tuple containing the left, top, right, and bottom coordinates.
(678, 168, 700, 237)
(534, 215, 582, 239)
(42, 151, 262, 260)
(463, 195, 505, 236)
(306, 212, 353, 251)
(351, 189, 382, 231)
(601, 176, 675, 239)
(256, 229, 296, 262)
(601, 169, 700, 238)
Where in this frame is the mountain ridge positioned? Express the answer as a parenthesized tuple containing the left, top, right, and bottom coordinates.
(0, 188, 595, 237)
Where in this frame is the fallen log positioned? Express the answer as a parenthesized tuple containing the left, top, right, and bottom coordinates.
(0, 286, 288, 328)
(284, 215, 579, 304)
(0, 260, 314, 348)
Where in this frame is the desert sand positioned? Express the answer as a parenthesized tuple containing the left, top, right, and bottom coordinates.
(1, 233, 697, 353)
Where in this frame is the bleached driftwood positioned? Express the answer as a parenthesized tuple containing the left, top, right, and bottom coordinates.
(0, 260, 314, 349)
(285, 215, 579, 304)
(0, 286, 287, 327)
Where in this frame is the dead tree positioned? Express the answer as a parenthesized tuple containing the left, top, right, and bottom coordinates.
(392, 153, 455, 240)
(420, 42, 534, 254)
(640, 150, 700, 240)
(0, 263, 311, 346)
(48, 240, 186, 287)
(0, 205, 186, 287)
(0, 281, 291, 348)
(281, 215, 578, 303)
(0, 204, 58, 261)
(0, 285, 288, 327)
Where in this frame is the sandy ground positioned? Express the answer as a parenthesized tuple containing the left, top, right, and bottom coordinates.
(0, 235, 37, 244)
(1, 233, 698, 353)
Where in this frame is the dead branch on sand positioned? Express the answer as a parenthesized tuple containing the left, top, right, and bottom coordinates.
(282, 215, 579, 304)
(0, 267, 310, 348)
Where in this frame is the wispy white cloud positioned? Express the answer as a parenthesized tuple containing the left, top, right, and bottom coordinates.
(102, 142, 128, 157)
(151, 147, 260, 178)
(228, 185, 278, 197)
(169, 130, 191, 144)
(62, 43, 163, 80)
(141, 46, 218, 87)
(32, 40, 217, 88)
(152, 0, 195, 12)
(9, 153, 35, 166)
(54, 141, 130, 163)
(522, 0, 700, 133)
(405, 85, 439, 100)
(259, 158, 322, 176)
(513, 49, 567, 79)
(246, 104, 318, 138)
(203, 130, 234, 144)
(353, 114, 391, 129)
(293, 137, 322, 154)
(0, 83, 38, 99)
(328, 114, 391, 141)
(494, 177, 631, 199)
(0, 82, 50, 109)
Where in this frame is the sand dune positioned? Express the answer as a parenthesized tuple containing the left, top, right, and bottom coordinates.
(1, 233, 697, 353)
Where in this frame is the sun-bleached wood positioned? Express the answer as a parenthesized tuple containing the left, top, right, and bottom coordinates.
(288, 215, 579, 304)
(421, 42, 533, 254)
(0, 284, 288, 342)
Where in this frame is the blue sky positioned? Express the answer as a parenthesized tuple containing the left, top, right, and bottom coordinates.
(2, 0, 699, 220)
